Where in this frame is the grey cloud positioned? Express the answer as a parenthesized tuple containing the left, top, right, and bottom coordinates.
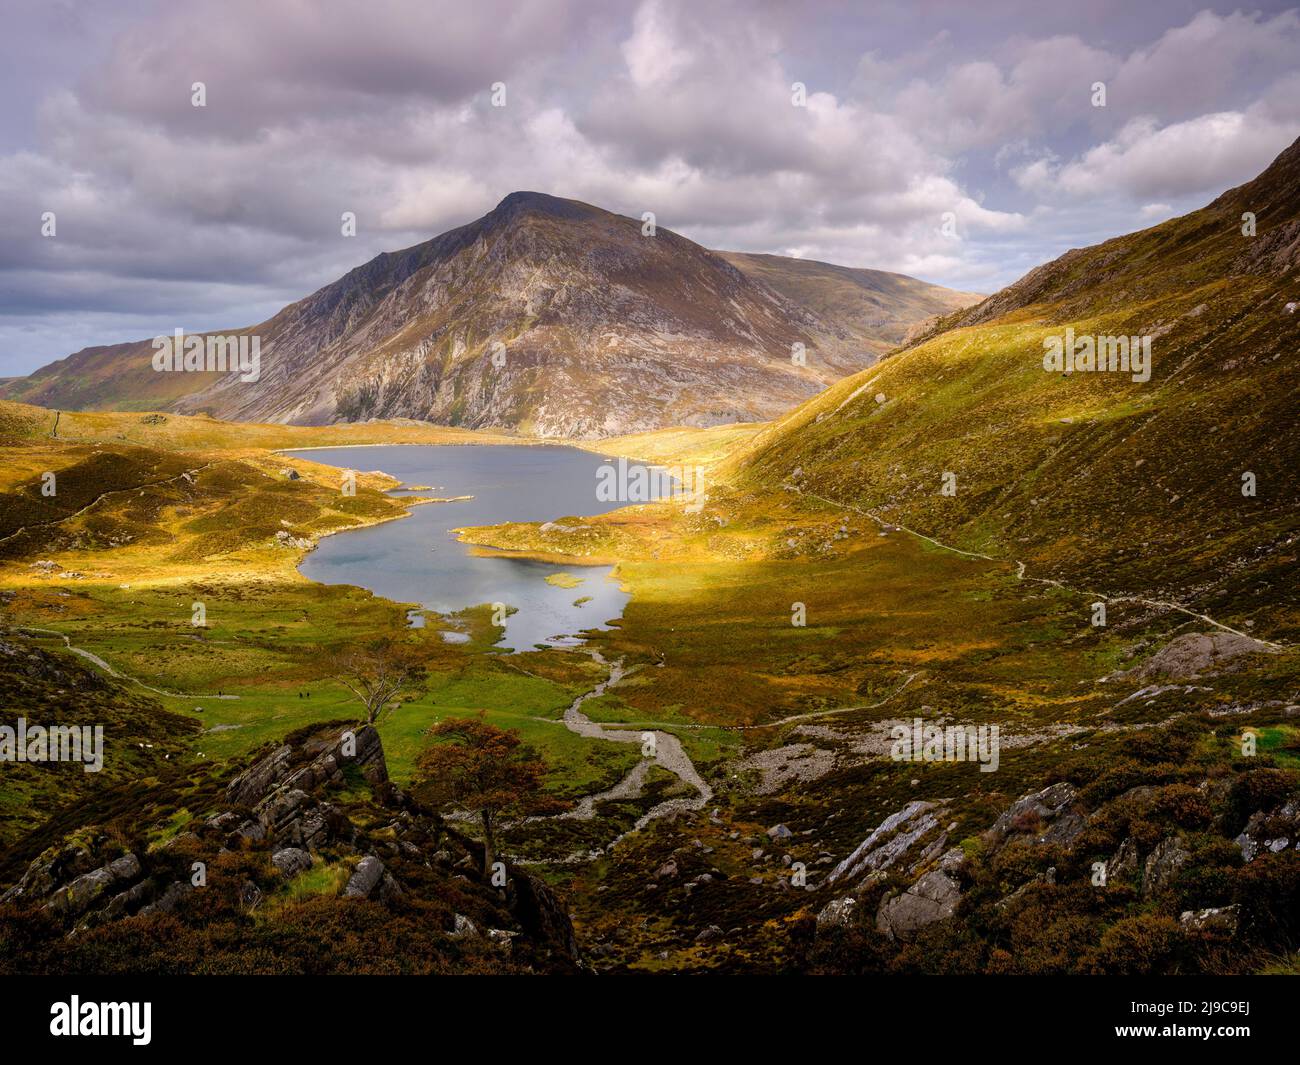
(1, 0, 1298, 376)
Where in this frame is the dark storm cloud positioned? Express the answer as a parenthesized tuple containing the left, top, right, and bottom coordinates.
(1, 0, 1298, 375)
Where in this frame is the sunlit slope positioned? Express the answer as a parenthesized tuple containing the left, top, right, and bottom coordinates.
(0, 399, 514, 451)
(725, 137, 1300, 628)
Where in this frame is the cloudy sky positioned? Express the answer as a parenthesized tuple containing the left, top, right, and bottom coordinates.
(3, 0, 1298, 377)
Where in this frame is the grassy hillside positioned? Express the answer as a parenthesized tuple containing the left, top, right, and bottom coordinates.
(722, 137, 1300, 639)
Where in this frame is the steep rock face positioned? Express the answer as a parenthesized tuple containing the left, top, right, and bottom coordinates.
(0, 721, 583, 971)
(3, 193, 977, 437)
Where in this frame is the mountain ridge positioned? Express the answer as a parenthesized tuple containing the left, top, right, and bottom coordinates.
(2, 194, 978, 437)
(723, 134, 1300, 615)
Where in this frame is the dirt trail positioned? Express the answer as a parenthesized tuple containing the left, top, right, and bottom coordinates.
(0, 463, 213, 547)
(560, 651, 713, 834)
(799, 488, 1284, 650)
(15, 626, 238, 701)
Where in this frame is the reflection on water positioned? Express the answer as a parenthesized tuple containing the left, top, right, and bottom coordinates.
(281, 444, 664, 651)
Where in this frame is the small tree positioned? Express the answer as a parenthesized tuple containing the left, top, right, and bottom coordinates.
(335, 638, 426, 725)
(413, 715, 549, 879)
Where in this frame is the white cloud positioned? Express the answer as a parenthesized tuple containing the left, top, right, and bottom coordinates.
(1014, 111, 1298, 201)
(0, 0, 1298, 375)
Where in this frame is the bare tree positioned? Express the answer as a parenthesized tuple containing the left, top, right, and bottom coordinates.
(335, 638, 426, 725)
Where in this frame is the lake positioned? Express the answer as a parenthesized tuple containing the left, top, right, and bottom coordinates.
(281, 444, 663, 651)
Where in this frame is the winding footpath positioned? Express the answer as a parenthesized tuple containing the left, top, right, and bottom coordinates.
(560, 651, 713, 834)
(517, 653, 922, 866)
(14, 626, 238, 701)
(799, 488, 1285, 651)
(0, 463, 214, 548)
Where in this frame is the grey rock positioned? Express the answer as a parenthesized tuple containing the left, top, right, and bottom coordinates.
(343, 855, 385, 899)
(107, 852, 141, 881)
(815, 896, 857, 931)
(830, 800, 942, 883)
(876, 869, 961, 941)
(694, 925, 724, 944)
(1143, 836, 1191, 896)
(1179, 905, 1239, 934)
(140, 880, 193, 916)
(271, 847, 314, 877)
(1107, 837, 1140, 884)
(987, 783, 1080, 846)
(47, 867, 115, 917)
(1126, 631, 1277, 680)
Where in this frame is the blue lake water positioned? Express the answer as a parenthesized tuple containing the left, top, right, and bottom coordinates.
(281, 444, 660, 652)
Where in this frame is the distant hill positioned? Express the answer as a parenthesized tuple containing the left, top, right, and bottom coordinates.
(718, 251, 980, 357)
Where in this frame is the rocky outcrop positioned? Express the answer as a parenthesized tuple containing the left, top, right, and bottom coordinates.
(226, 724, 387, 809)
(822, 785, 1087, 943)
(828, 800, 947, 884)
(271, 847, 314, 877)
(1180, 905, 1240, 934)
(986, 782, 1083, 847)
(1124, 632, 1277, 681)
(1142, 835, 1191, 896)
(1234, 797, 1300, 862)
(876, 868, 962, 941)
(1, 720, 582, 969)
(816, 896, 858, 931)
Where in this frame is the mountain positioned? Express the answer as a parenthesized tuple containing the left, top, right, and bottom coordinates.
(1, 193, 977, 438)
(724, 136, 1300, 615)
(717, 252, 980, 357)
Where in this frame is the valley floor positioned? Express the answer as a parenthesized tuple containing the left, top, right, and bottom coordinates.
(1, 401, 1297, 974)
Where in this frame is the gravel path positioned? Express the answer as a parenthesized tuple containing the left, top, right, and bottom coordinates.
(561, 651, 714, 833)
(16, 626, 239, 700)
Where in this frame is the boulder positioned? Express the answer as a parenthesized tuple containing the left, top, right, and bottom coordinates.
(271, 847, 314, 877)
(487, 928, 519, 951)
(47, 867, 115, 917)
(876, 869, 961, 941)
(1180, 905, 1239, 935)
(694, 925, 724, 944)
(343, 855, 385, 899)
(815, 896, 857, 931)
(107, 852, 141, 881)
(1143, 836, 1190, 896)
(1127, 631, 1276, 680)
(986, 783, 1082, 847)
